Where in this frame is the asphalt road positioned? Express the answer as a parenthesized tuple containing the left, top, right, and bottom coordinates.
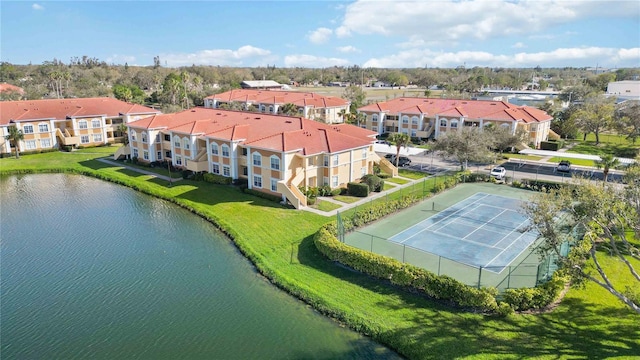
(383, 152, 626, 184)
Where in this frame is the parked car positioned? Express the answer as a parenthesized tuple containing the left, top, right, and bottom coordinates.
(384, 153, 394, 160)
(557, 160, 571, 172)
(490, 166, 507, 179)
(390, 155, 412, 167)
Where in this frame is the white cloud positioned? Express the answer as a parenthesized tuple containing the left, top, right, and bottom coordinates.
(362, 47, 640, 68)
(32, 3, 44, 10)
(512, 42, 526, 49)
(284, 54, 350, 68)
(337, 0, 638, 47)
(161, 45, 276, 67)
(336, 45, 360, 53)
(307, 27, 333, 44)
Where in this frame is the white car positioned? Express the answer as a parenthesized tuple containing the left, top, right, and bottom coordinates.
(490, 166, 507, 179)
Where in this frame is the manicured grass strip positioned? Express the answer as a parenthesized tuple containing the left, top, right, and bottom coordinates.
(398, 168, 428, 179)
(314, 200, 342, 212)
(333, 195, 362, 203)
(2, 152, 639, 360)
(382, 183, 395, 191)
(503, 153, 544, 161)
(386, 177, 410, 185)
(548, 157, 596, 167)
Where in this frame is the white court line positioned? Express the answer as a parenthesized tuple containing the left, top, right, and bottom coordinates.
(461, 209, 509, 247)
(393, 193, 491, 244)
(491, 216, 530, 249)
(431, 228, 498, 249)
(484, 218, 536, 269)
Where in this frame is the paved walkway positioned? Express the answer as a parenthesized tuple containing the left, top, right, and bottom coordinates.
(301, 175, 425, 217)
(96, 158, 183, 182)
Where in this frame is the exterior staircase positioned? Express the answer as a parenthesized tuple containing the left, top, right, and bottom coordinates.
(113, 145, 130, 160)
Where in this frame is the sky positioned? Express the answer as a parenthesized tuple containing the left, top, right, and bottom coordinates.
(1, 0, 639, 69)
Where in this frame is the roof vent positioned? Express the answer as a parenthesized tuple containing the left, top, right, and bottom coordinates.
(216, 112, 222, 115)
(285, 120, 292, 123)
(254, 117, 261, 120)
(191, 110, 196, 112)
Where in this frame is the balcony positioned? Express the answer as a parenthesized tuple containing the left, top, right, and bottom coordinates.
(186, 160, 208, 172)
(55, 128, 80, 146)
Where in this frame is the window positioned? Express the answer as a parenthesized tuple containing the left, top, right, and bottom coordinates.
(133, 149, 139, 158)
(23, 125, 34, 134)
(372, 126, 378, 132)
(323, 155, 329, 167)
(157, 151, 162, 160)
(38, 123, 49, 133)
(81, 135, 90, 144)
(25, 140, 36, 150)
(253, 153, 261, 166)
(174, 136, 181, 148)
(268, 105, 274, 113)
(131, 131, 137, 141)
(401, 129, 409, 135)
(91, 119, 100, 128)
(241, 148, 247, 156)
(223, 165, 230, 177)
(308, 157, 316, 166)
(450, 120, 458, 128)
(402, 115, 409, 124)
(164, 134, 170, 141)
(372, 114, 378, 123)
(78, 120, 88, 129)
(332, 155, 338, 166)
(439, 119, 447, 127)
(253, 175, 262, 188)
(183, 138, 190, 150)
(361, 167, 367, 177)
(142, 132, 148, 143)
(222, 144, 229, 157)
(260, 105, 265, 112)
(500, 123, 511, 129)
(270, 156, 280, 170)
(331, 175, 339, 187)
(165, 151, 172, 158)
(211, 143, 219, 155)
(270, 179, 278, 192)
(93, 133, 102, 142)
(143, 151, 149, 160)
(155, 134, 160, 142)
(212, 163, 220, 174)
(362, 148, 367, 159)
(242, 166, 248, 176)
(176, 156, 182, 165)
(323, 177, 329, 186)
(40, 138, 51, 148)
(411, 130, 417, 137)
(411, 116, 419, 125)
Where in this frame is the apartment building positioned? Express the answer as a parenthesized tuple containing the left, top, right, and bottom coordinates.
(203, 89, 350, 124)
(126, 107, 379, 208)
(358, 98, 553, 148)
(0, 98, 159, 155)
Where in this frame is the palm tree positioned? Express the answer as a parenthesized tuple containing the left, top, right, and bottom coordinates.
(5, 125, 24, 159)
(387, 132, 411, 168)
(118, 123, 129, 145)
(594, 154, 620, 184)
(279, 103, 299, 116)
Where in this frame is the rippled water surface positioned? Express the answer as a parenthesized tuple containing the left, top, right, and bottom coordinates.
(1, 174, 398, 359)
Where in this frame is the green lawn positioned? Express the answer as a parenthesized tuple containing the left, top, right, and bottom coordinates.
(386, 177, 410, 185)
(503, 153, 545, 161)
(312, 199, 343, 212)
(548, 157, 596, 167)
(332, 194, 362, 203)
(567, 134, 640, 159)
(398, 168, 429, 179)
(2, 151, 639, 360)
(382, 182, 395, 191)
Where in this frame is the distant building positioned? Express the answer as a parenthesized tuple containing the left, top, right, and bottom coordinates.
(240, 80, 283, 90)
(0, 98, 159, 156)
(204, 89, 350, 124)
(607, 80, 640, 101)
(357, 97, 554, 148)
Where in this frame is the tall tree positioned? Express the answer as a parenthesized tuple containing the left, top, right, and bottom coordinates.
(5, 125, 24, 159)
(432, 127, 495, 170)
(523, 176, 640, 313)
(387, 132, 411, 168)
(343, 85, 366, 112)
(616, 102, 640, 143)
(571, 95, 616, 144)
(279, 103, 299, 116)
(594, 154, 620, 184)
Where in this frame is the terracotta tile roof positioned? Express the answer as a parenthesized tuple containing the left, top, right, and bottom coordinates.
(205, 89, 349, 108)
(358, 97, 552, 123)
(0, 97, 159, 126)
(129, 107, 376, 155)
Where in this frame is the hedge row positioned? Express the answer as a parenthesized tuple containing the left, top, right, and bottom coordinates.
(347, 182, 369, 197)
(243, 188, 283, 203)
(203, 173, 233, 185)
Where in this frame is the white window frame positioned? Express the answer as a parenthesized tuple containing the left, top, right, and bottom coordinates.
(142, 132, 148, 143)
(157, 151, 162, 160)
(270, 155, 280, 170)
(211, 143, 219, 155)
(174, 136, 181, 148)
(362, 148, 367, 159)
(372, 114, 378, 123)
(38, 123, 49, 133)
(253, 175, 262, 188)
(411, 116, 419, 125)
(78, 120, 88, 129)
(23, 124, 34, 134)
(402, 115, 409, 124)
(223, 165, 230, 177)
(323, 155, 329, 167)
(183, 138, 190, 150)
(222, 144, 230, 157)
(269, 105, 274, 113)
(372, 126, 378, 132)
(253, 152, 262, 166)
(450, 120, 458, 128)
(91, 119, 101, 128)
(133, 149, 139, 158)
(361, 167, 367, 177)
(93, 133, 103, 142)
(212, 163, 220, 174)
(143, 151, 149, 160)
(411, 130, 417, 137)
(270, 179, 278, 192)
(25, 140, 37, 150)
(176, 155, 182, 165)
(130, 130, 137, 141)
(80, 135, 90, 144)
(332, 155, 338, 166)
(331, 175, 339, 187)
(40, 138, 51, 148)
(440, 119, 447, 127)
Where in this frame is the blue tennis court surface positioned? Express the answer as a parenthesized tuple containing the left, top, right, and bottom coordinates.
(388, 193, 538, 273)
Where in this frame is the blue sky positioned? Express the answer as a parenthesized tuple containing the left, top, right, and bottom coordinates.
(1, 0, 639, 68)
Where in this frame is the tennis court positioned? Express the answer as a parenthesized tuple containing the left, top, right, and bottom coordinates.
(388, 192, 537, 274)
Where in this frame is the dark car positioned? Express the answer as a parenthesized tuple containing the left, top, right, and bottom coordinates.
(391, 155, 411, 167)
(384, 153, 394, 160)
(557, 160, 571, 172)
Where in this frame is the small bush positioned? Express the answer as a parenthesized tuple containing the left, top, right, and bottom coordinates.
(203, 173, 233, 185)
(361, 174, 383, 192)
(347, 182, 369, 197)
(233, 177, 249, 188)
(307, 197, 317, 205)
(132, 156, 139, 164)
(330, 188, 342, 196)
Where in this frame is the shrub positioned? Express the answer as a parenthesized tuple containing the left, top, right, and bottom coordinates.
(347, 182, 369, 197)
(540, 140, 564, 151)
(307, 197, 317, 205)
(203, 173, 233, 185)
(243, 188, 282, 202)
(502, 273, 565, 311)
(330, 188, 342, 196)
(318, 185, 332, 196)
(132, 156, 139, 164)
(233, 177, 249, 188)
(361, 174, 383, 192)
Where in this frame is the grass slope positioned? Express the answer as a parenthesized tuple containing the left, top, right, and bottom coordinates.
(2, 150, 639, 359)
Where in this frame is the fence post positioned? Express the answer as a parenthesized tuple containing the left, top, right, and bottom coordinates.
(402, 244, 406, 263)
(438, 256, 441, 275)
(370, 235, 373, 252)
(478, 266, 483, 289)
(507, 266, 512, 288)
